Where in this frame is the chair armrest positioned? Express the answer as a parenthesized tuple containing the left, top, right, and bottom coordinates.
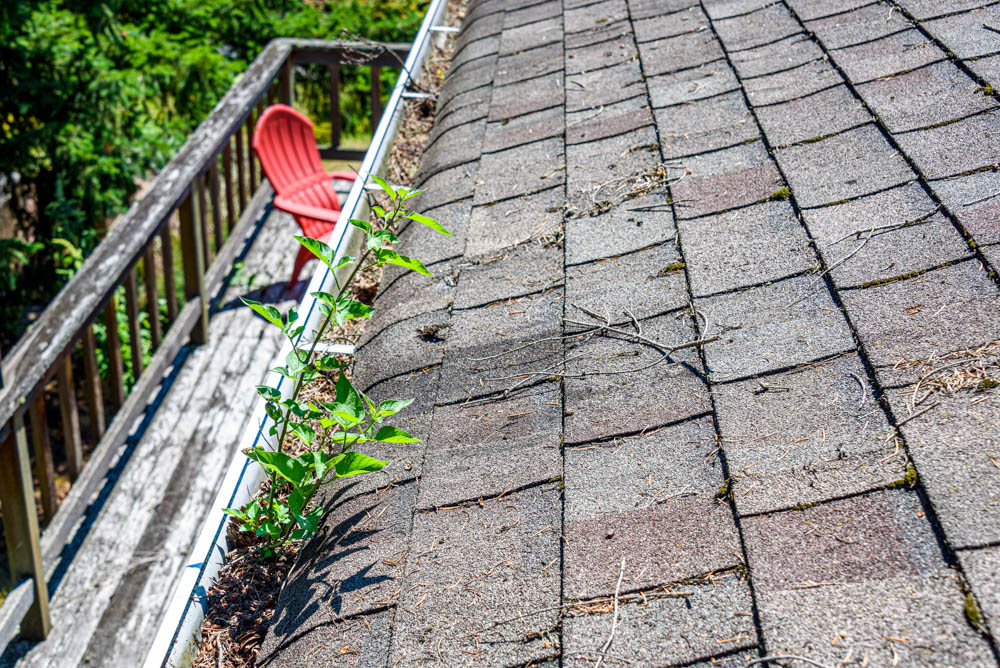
(273, 196, 343, 224)
(327, 170, 358, 182)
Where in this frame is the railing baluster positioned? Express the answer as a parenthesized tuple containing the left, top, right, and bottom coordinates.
(235, 130, 248, 212)
(222, 145, 237, 233)
(57, 355, 83, 480)
(370, 66, 383, 131)
(209, 160, 224, 250)
(246, 114, 257, 192)
(329, 64, 342, 150)
(196, 174, 210, 266)
(81, 325, 106, 443)
(279, 57, 294, 105)
(179, 190, 209, 345)
(124, 266, 144, 380)
(103, 296, 126, 411)
(143, 245, 162, 350)
(254, 100, 265, 188)
(0, 413, 51, 639)
(160, 223, 178, 324)
(28, 394, 56, 523)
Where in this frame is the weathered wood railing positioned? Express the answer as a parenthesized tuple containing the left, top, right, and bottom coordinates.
(0, 38, 408, 643)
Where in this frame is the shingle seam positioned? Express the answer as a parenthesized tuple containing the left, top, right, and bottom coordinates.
(562, 411, 714, 448)
(423, 114, 489, 153)
(735, 484, 920, 520)
(500, 36, 564, 58)
(689, 266, 817, 299)
(707, 0, 781, 21)
(910, 0, 1000, 23)
(493, 64, 565, 89)
(820, 25, 915, 52)
(557, 0, 570, 657)
(748, 80, 844, 108)
(413, 477, 563, 511)
(770, 120, 873, 149)
(503, 11, 564, 33)
(721, 30, 807, 55)
(792, 178, 919, 210)
(627, 0, 768, 657)
(564, 238, 673, 267)
(955, 539, 1000, 552)
(708, 350, 859, 387)
(453, 283, 566, 311)
(638, 47, 730, 79)
(737, 55, 825, 82)
(429, 375, 556, 407)
(890, 104, 1000, 136)
(724, 7, 1000, 658)
(649, 82, 742, 110)
(848, 56, 951, 86)
(793, 0, 881, 22)
(473, 182, 565, 208)
(375, 253, 465, 299)
(565, 120, 655, 146)
(835, 256, 978, 292)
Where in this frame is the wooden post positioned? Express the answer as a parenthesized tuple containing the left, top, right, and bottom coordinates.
(195, 174, 210, 266)
(329, 64, 341, 150)
(0, 412, 52, 639)
(160, 223, 178, 324)
(57, 355, 83, 480)
(81, 325, 105, 443)
(235, 131, 248, 212)
(246, 113, 258, 191)
(370, 66, 382, 131)
(143, 244, 162, 350)
(103, 296, 126, 411)
(28, 394, 56, 523)
(179, 190, 209, 345)
(279, 57, 294, 106)
(209, 161, 224, 251)
(222, 145, 237, 233)
(124, 266, 144, 380)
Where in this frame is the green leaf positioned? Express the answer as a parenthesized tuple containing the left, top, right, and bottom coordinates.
(370, 174, 396, 201)
(372, 205, 386, 218)
(335, 255, 356, 270)
(287, 489, 307, 516)
(290, 422, 316, 446)
(335, 297, 375, 326)
(247, 447, 308, 485)
(374, 425, 421, 443)
(295, 235, 336, 268)
(349, 218, 373, 235)
(286, 348, 309, 375)
(376, 398, 414, 419)
(257, 385, 281, 401)
(405, 212, 451, 236)
(377, 249, 431, 276)
(242, 298, 283, 328)
(335, 451, 388, 477)
(315, 354, 343, 371)
(401, 188, 423, 201)
(335, 372, 365, 418)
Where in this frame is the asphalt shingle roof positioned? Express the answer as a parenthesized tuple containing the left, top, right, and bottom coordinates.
(259, 0, 1000, 664)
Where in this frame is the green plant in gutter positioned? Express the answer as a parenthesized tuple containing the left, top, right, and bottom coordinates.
(224, 177, 448, 557)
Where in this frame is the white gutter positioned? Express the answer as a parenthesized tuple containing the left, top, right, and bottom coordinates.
(142, 1, 449, 664)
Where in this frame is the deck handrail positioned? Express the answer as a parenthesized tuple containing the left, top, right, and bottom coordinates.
(0, 37, 409, 644)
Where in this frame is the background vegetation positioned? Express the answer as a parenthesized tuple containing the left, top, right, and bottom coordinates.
(0, 0, 424, 351)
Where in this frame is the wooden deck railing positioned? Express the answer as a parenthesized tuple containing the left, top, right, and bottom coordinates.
(0, 38, 409, 642)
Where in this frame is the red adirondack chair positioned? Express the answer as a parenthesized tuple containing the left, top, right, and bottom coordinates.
(253, 104, 357, 288)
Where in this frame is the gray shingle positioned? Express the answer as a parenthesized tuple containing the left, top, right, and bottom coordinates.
(562, 574, 757, 666)
(465, 186, 565, 259)
(633, 5, 710, 44)
(966, 52, 1000, 88)
(566, 242, 686, 320)
(786, 0, 871, 21)
(671, 157, 784, 219)
(399, 196, 472, 264)
(958, 547, 1000, 633)
(500, 16, 563, 55)
(637, 32, 726, 77)
(714, 354, 902, 516)
(484, 105, 564, 153)
(743, 58, 844, 106)
(453, 241, 563, 309)
(259, 609, 393, 668)
(417, 117, 487, 178)
(655, 91, 759, 159)
(807, 3, 913, 50)
(713, 4, 802, 52)
(564, 312, 711, 443)
(895, 110, 1000, 180)
(841, 260, 1000, 385)
(628, 0, 699, 21)
(567, 95, 654, 144)
(897, 0, 993, 20)
(647, 60, 740, 108)
(564, 0, 629, 33)
(495, 42, 564, 87)
(755, 84, 871, 146)
(775, 125, 915, 208)
(504, 0, 561, 29)
(923, 6, 1000, 59)
(390, 485, 562, 666)
(744, 490, 994, 666)
(801, 182, 971, 288)
(857, 61, 997, 133)
(566, 60, 645, 112)
(474, 137, 565, 204)
(703, 0, 774, 20)
(565, 126, 660, 205)
(566, 35, 640, 74)
(831, 30, 947, 84)
(888, 390, 1000, 549)
(680, 200, 816, 296)
(695, 275, 855, 381)
(930, 168, 1000, 245)
(488, 71, 564, 122)
(565, 192, 676, 265)
(729, 33, 824, 79)
(355, 309, 450, 383)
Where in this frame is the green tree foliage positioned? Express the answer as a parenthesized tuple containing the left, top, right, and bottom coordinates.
(0, 0, 423, 348)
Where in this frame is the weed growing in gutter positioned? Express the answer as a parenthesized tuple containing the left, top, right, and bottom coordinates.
(224, 176, 449, 557)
